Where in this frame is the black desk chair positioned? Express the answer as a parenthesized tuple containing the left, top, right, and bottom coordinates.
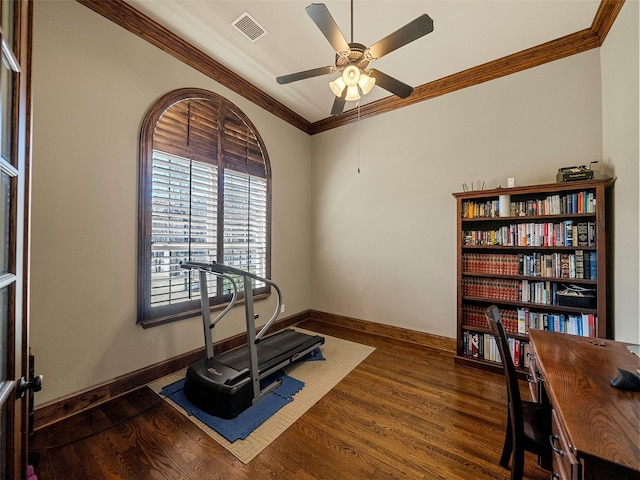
(485, 305, 552, 480)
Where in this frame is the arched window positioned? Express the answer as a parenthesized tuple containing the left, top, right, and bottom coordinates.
(137, 88, 271, 327)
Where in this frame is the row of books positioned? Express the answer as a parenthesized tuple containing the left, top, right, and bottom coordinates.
(463, 277, 549, 303)
(520, 309, 597, 337)
(463, 220, 596, 247)
(462, 251, 598, 279)
(461, 191, 596, 219)
(462, 277, 597, 305)
(519, 251, 597, 279)
(521, 280, 556, 305)
(462, 277, 521, 301)
(463, 304, 520, 334)
(462, 329, 531, 369)
(511, 191, 595, 216)
(462, 304, 597, 337)
(462, 253, 520, 275)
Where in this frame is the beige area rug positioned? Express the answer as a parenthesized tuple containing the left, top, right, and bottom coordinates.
(148, 328, 375, 464)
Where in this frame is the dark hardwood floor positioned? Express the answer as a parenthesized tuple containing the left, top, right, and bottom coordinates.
(30, 319, 549, 479)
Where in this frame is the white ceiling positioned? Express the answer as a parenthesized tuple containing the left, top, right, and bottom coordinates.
(124, 1, 601, 123)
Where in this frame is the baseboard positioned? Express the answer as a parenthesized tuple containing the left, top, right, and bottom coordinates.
(34, 309, 454, 429)
(33, 311, 309, 430)
(308, 310, 456, 353)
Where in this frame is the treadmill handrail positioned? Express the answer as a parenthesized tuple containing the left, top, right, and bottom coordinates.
(180, 261, 282, 341)
(212, 273, 238, 328)
(255, 281, 281, 341)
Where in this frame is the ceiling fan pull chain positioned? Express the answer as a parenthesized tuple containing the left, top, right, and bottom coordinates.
(357, 101, 361, 174)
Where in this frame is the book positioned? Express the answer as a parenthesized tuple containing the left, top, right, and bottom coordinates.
(564, 220, 573, 246)
(575, 250, 584, 279)
(513, 339, 521, 367)
(588, 222, 596, 246)
(490, 334, 497, 360)
(589, 252, 597, 279)
(484, 333, 491, 361)
(470, 332, 479, 358)
(560, 253, 570, 278)
(517, 308, 527, 334)
(584, 253, 591, 280)
(577, 222, 588, 246)
(523, 343, 531, 368)
(544, 255, 553, 277)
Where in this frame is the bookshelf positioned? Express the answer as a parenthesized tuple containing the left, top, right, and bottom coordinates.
(452, 178, 614, 375)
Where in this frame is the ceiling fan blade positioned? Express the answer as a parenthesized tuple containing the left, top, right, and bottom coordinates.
(306, 3, 350, 54)
(331, 91, 347, 116)
(368, 69, 413, 98)
(277, 66, 336, 84)
(368, 14, 434, 60)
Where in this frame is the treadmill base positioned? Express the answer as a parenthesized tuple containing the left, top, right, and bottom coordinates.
(184, 329, 324, 419)
(184, 358, 253, 419)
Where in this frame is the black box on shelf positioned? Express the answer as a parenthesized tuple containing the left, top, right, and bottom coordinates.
(557, 291, 596, 309)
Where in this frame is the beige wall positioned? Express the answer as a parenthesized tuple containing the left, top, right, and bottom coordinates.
(600, 0, 640, 343)
(310, 4, 639, 343)
(31, 1, 312, 405)
(31, 0, 639, 406)
(310, 50, 604, 338)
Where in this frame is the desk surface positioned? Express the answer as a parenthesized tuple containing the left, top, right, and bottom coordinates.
(528, 330, 640, 473)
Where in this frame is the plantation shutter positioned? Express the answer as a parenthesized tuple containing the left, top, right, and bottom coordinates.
(141, 92, 270, 323)
(150, 151, 218, 307)
(221, 106, 267, 177)
(220, 106, 268, 293)
(222, 170, 268, 293)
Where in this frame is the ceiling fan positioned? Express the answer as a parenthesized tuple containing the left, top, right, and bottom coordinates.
(276, 2, 434, 116)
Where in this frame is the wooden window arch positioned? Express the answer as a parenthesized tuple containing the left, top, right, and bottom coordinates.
(138, 88, 271, 327)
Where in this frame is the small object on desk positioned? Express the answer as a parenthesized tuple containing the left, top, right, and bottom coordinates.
(610, 368, 640, 392)
(628, 345, 640, 357)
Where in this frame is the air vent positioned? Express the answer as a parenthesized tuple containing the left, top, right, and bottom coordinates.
(231, 12, 267, 42)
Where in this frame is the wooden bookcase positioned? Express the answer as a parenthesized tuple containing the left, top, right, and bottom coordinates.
(452, 178, 614, 375)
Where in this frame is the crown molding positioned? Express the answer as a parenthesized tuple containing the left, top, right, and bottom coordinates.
(77, 0, 623, 136)
(310, 0, 625, 134)
(591, 0, 626, 45)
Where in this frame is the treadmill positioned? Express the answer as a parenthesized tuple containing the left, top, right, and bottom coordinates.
(180, 261, 324, 419)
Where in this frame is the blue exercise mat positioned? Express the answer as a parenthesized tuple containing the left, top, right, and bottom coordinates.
(160, 371, 305, 443)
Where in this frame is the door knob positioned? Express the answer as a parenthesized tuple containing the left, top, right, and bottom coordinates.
(17, 375, 43, 398)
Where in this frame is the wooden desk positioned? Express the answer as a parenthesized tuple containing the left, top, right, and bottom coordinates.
(528, 330, 640, 480)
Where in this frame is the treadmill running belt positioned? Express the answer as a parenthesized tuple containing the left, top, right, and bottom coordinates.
(218, 329, 323, 373)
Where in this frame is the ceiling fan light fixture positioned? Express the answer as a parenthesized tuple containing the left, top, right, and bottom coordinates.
(330, 66, 374, 100)
(345, 84, 361, 101)
(329, 76, 346, 97)
(342, 65, 360, 87)
(358, 71, 376, 95)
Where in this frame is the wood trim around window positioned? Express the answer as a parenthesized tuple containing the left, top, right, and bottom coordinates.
(77, 0, 624, 135)
(138, 88, 272, 327)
